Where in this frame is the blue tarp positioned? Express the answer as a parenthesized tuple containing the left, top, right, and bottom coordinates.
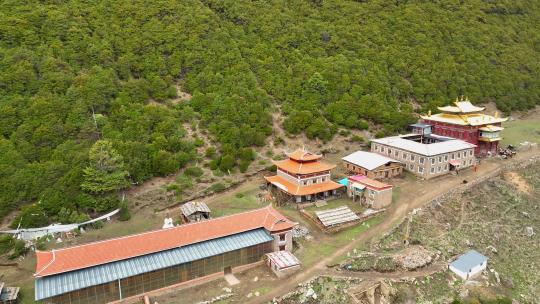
(338, 178, 349, 186)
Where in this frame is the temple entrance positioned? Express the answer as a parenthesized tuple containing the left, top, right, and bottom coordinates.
(224, 266, 232, 275)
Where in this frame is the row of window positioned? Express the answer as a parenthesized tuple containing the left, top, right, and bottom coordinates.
(410, 158, 474, 175)
(374, 145, 473, 164)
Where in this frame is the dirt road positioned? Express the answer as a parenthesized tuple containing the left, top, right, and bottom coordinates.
(248, 148, 539, 303)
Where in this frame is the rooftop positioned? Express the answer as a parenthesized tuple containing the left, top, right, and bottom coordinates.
(315, 206, 360, 227)
(348, 175, 393, 190)
(264, 175, 343, 196)
(35, 229, 273, 301)
(286, 149, 322, 162)
(450, 250, 488, 272)
(372, 134, 476, 156)
(266, 251, 301, 270)
(35, 205, 295, 277)
(180, 201, 211, 217)
(342, 151, 401, 171)
(438, 100, 485, 114)
(272, 158, 335, 174)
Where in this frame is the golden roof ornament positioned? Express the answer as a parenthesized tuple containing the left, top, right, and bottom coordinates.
(494, 111, 499, 118)
(428, 110, 431, 117)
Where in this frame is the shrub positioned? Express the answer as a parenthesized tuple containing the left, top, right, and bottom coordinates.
(235, 193, 245, 198)
(374, 256, 397, 272)
(184, 166, 203, 177)
(205, 147, 217, 158)
(118, 201, 131, 221)
(350, 256, 376, 271)
(351, 135, 365, 143)
(9, 239, 28, 259)
(239, 160, 250, 173)
(210, 183, 226, 192)
(92, 220, 104, 229)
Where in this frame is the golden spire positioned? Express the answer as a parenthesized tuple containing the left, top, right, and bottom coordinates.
(428, 110, 431, 117)
(494, 111, 499, 118)
(465, 96, 469, 101)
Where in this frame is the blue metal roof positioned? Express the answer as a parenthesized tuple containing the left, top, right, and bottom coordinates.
(35, 228, 273, 301)
(449, 250, 488, 272)
(337, 178, 349, 186)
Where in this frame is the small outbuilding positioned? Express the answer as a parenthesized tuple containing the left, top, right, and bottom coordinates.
(449, 250, 488, 280)
(347, 175, 393, 209)
(315, 206, 360, 228)
(180, 201, 211, 223)
(0, 282, 20, 304)
(342, 151, 403, 180)
(266, 251, 301, 278)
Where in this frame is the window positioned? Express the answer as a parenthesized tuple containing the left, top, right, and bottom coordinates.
(388, 149, 392, 155)
(451, 153, 455, 160)
(409, 164, 415, 170)
(444, 155, 448, 162)
(374, 145, 378, 151)
(438, 156, 442, 163)
(279, 245, 285, 251)
(321, 177, 326, 182)
(279, 234, 286, 241)
(445, 164, 448, 171)
(437, 166, 441, 173)
(403, 153, 408, 160)
(470, 150, 473, 156)
(469, 159, 473, 165)
(431, 158, 435, 165)
(381, 147, 385, 153)
(303, 181, 307, 185)
(394, 150, 399, 157)
(313, 179, 317, 184)
(430, 167, 435, 174)
(419, 157, 425, 164)
(418, 166, 424, 173)
(457, 152, 461, 159)
(410, 154, 415, 161)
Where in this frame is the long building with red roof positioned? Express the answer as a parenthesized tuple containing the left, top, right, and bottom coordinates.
(34, 206, 296, 303)
(264, 148, 343, 204)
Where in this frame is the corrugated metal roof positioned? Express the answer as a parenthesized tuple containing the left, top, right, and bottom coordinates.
(180, 201, 211, 217)
(35, 228, 273, 301)
(315, 206, 360, 227)
(342, 151, 401, 170)
(372, 134, 476, 156)
(267, 251, 300, 269)
(449, 250, 488, 273)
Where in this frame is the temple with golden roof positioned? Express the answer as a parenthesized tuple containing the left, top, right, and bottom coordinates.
(265, 148, 343, 204)
(420, 97, 508, 155)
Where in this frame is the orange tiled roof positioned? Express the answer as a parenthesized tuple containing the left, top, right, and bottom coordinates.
(34, 206, 295, 277)
(273, 159, 335, 174)
(286, 149, 322, 162)
(265, 175, 343, 196)
(349, 175, 392, 190)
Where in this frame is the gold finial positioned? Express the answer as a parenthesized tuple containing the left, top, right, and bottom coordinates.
(494, 111, 499, 118)
(465, 96, 469, 101)
(460, 95, 464, 101)
(428, 110, 431, 117)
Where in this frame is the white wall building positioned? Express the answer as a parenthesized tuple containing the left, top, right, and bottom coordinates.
(448, 250, 488, 280)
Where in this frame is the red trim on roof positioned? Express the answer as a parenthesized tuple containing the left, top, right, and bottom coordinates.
(348, 175, 393, 190)
(35, 206, 295, 277)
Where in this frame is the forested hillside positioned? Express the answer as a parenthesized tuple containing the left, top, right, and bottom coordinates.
(1, 0, 539, 226)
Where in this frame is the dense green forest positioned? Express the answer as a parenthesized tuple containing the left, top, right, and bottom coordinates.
(0, 0, 539, 226)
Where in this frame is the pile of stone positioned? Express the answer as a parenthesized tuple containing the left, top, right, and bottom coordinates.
(292, 225, 312, 240)
(393, 246, 434, 270)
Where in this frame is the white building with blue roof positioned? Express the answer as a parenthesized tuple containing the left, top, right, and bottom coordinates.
(448, 250, 488, 280)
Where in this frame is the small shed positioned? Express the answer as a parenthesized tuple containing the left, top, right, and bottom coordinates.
(342, 151, 403, 180)
(180, 202, 211, 223)
(315, 206, 360, 228)
(449, 250, 488, 280)
(347, 175, 393, 209)
(0, 282, 20, 304)
(266, 251, 301, 278)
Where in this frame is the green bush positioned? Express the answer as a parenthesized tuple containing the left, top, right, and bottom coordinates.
(9, 239, 28, 259)
(350, 256, 376, 271)
(235, 193, 245, 198)
(210, 183, 226, 193)
(374, 256, 398, 272)
(351, 135, 365, 143)
(184, 166, 203, 177)
(118, 201, 131, 221)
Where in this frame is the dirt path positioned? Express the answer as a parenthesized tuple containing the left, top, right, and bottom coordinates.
(247, 148, 540, 304)
(327, 261, 446, 280)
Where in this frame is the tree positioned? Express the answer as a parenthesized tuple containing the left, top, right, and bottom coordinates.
(81, 140, 129, 193)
